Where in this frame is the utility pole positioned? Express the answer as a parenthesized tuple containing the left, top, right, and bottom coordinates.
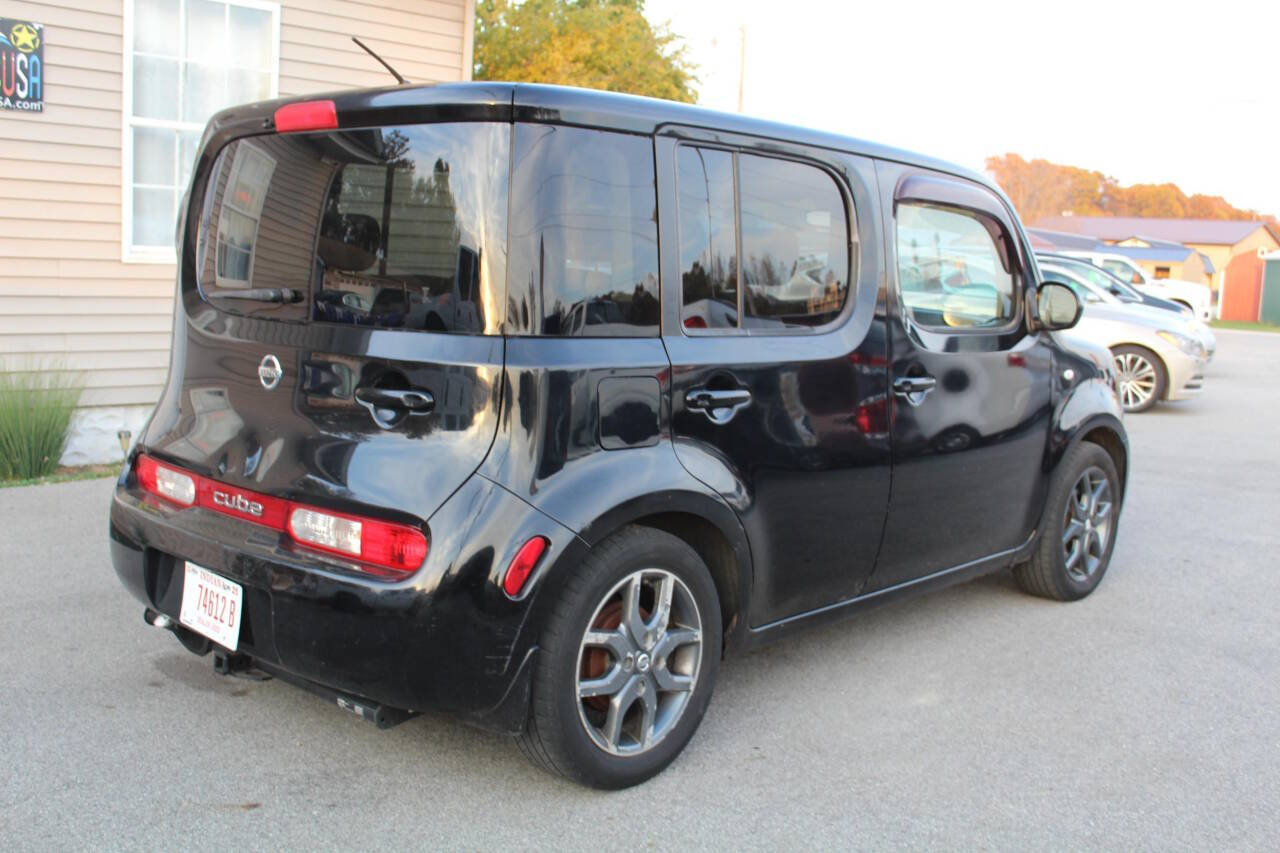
(737, 26, 745, 113)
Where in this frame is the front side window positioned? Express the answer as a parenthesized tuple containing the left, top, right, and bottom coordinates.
(508, 124, 660, 336)
(896, 203, 1017, 329)
(677, 146, 852, 332)
(126, 0, 279, 257)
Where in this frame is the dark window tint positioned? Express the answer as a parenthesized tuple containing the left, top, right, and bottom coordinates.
(196, 123, 509, 332)
(508, 124, 660, 336)
(739, 153, 849, 328)
(677, 145, 852, 332)
(677, 146, 737, 330)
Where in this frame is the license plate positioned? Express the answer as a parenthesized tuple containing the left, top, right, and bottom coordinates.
(179, 561, 243, 651)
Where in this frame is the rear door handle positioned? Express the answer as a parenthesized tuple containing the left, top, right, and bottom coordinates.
(685, 387, 752, 424)
(354, 386, 435, 428)
(892, 375, 936, 405)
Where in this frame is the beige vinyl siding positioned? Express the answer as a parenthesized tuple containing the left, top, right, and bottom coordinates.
(0, 0, 471, 410)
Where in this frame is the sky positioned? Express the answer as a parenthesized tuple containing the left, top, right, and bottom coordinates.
(643, 0, 1280, 217)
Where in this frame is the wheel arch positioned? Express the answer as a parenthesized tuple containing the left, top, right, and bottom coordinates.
(528, 489, 754, 656)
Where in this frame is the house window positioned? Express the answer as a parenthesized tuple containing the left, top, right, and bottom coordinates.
(124, 0, 280, 261)
(1154, 266, 1171, 279)
(214, 142, 275, 287)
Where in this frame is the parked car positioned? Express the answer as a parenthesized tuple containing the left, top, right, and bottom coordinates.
(1036, 252, 1216, 360)
(1040, 262, 1209, 412)
(1060, 250, 1213, 321)
(109, 83, 1127, 789)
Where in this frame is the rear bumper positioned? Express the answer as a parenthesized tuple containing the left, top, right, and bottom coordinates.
(109, 468, 580, 733)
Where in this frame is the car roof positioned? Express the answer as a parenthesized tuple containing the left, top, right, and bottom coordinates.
(240, 81, 1006, 201)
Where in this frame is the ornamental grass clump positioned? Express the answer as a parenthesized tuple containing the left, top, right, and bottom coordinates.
(0, 360, 83, 481)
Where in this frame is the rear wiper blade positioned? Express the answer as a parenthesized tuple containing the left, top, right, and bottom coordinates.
(208, 287, 304, 304)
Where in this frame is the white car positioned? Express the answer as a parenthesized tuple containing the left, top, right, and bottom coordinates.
(1060, 250, 1213, 322)
(1041, 263, 1209, 413)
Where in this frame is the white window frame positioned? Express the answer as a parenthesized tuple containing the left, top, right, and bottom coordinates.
(214, 142, 276, 288)
(122, 0, 281, 264)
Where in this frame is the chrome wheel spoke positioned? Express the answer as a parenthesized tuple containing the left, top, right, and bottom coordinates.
(646, 574, 675, 639)
(601, 675, 644, 750)
(579, 664, 629, 699)
(636, 678, 659, 749)
(652, 626, 700, 659)
(583, 627, 629, 660)
(652, 662, 694, 693)
(1064, 541, 1082, 571)
(1062, 519, 1084, 547)
(620, 574, 648, 645)
(1093, 499, 1112, 522)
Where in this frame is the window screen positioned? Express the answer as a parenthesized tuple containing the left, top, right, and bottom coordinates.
(508, 124, 660, 336)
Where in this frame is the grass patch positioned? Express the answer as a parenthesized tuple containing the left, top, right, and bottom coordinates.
(1210, 320, 1280, 333)
(0, 464, 118, 489)
(0, 360, 84, 481)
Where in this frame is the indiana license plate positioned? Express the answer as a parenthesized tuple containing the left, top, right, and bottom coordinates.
(179, 561, 242, 651)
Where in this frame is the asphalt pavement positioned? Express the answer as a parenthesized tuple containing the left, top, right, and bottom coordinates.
(3, 329, 1278, 850)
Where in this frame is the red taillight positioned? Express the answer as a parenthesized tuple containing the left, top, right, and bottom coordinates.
(683, 315, 708, 329)
(287, 506, 426, 579)
(502, 536, 549, 598)
(273, 100, 337, 133)
(132, 454, 426, 578)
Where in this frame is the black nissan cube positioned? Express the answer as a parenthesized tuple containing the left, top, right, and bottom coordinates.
(109, 82, 1128, 789)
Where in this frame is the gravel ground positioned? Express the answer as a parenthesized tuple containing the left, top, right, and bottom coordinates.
(2, 329, 1278, 850)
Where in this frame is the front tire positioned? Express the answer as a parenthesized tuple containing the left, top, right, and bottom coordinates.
(1014, 441, 1121, 601)
(517, 525, 722, 789)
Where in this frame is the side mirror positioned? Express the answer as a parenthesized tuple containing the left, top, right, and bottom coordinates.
(1037, 281, 1083, 331)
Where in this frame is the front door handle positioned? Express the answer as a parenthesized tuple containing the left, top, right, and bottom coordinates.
(354, 385, 435, 428)
(686, 387, 752, 425)
(892, 375, 937, 405)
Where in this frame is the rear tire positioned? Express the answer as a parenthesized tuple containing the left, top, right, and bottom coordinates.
(1014, 441, 1121, 601)
(1111, 345, 1166, 413)
(517, 525, 721, 789)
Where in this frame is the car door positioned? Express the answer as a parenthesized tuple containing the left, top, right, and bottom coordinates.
(867, 163, 1054, 592)
(656, 130, 892, 627)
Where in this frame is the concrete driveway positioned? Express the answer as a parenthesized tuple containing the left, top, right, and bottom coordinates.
(3, 329, 1278, 850)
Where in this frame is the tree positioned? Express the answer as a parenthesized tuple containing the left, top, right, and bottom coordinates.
(474, 0, 697, 103)
(985, 153, 1277, 225)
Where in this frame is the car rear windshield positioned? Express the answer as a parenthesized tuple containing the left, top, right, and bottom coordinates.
(194, 122, 510, 332)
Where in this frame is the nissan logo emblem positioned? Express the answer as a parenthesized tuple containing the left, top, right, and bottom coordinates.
(258, 354, 283, 390)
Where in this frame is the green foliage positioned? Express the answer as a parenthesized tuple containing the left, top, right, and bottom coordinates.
(986, 153, 1278, 226)
(474, 0, 697, 103)
(0, 361, 83, 481)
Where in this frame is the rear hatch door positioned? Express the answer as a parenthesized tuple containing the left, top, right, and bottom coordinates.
(141, 89, 512, 527)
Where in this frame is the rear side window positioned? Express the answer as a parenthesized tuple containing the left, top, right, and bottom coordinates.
(196, 123, 509, 333)
(896, 202, 1016, 329)
(507, 124, 660, 336)
(677, 146, 851, 332)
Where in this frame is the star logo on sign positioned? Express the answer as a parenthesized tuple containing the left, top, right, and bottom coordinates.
(10, 23, 39, 53)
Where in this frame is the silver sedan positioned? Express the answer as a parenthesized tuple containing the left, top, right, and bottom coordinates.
(1041, 263, 1209, 413)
